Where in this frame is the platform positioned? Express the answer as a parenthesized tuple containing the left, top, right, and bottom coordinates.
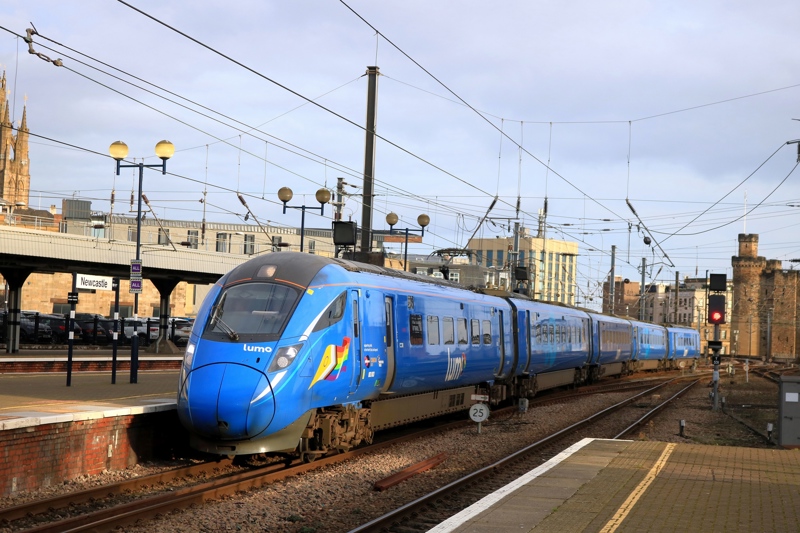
(0, 370, 179, 429)
(0, 370, 183, 497)
(431, 438, 800, 533)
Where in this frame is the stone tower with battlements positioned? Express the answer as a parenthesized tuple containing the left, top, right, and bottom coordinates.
(0, 71, 31, 208)
(732, 234, 800, 361)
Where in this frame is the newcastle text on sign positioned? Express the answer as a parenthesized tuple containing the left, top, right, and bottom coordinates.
(76, 274, 114, 291)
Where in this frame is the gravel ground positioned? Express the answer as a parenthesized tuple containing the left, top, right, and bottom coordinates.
(0, 366, 785, 533)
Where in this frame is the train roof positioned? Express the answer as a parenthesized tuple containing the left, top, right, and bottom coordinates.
(220, 252, 470, 291)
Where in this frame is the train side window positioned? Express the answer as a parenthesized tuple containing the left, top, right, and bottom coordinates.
(384, 299, 393, 348)
(409, 314, 423, 345)
(352, 300, 359, 338)
(427, 316, 440, 344)
(457, 318, 468, 345)
(471, 319, 480, 344)
(483, 320, 492, 344)
(534, 324, 540, 344)
(443, 317, 455, 345)
(549, 324, 555, 344)
(312, 291, 347, 333)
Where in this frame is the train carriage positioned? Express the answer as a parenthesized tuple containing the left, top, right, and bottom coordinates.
(666, 326, 701, 370)
(629, 319, 669, 371)
(587, 313, 634, 380)
(509, 299, 592, 395)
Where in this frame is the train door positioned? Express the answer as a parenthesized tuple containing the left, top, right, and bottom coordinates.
(382, 296, 396, 392)
(496, 310, 506, 376)
(524, 310, 534, 374)
(348, 290, 362, 395)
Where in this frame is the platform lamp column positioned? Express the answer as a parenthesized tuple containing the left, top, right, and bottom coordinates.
(278, 187, 331, 252)
(386, 213, 430, 272)
(109, 140, 174, 384)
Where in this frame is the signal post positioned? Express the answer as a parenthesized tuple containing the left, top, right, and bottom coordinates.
(708, 274, 727, 411)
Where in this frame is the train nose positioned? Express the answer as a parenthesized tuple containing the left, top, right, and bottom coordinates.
(180, 364, 276, 440)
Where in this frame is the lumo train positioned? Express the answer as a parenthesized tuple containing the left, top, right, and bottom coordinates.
(177, 253, 699, 460)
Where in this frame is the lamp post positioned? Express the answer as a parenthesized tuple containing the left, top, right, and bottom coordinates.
(385, 212, 430, 272)
(109, 140, 174, 384)
(278, 187, 331, 252)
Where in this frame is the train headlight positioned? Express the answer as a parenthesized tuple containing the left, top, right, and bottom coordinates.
(184, 342, 196, 367)
(268, 343, 303, 373)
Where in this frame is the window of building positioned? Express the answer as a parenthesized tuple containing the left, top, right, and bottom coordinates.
(427, 316, 440, 344)
(486, 250, 493, 268)
(216, 232, 230, 253)
(308, 240, 316, 254)
(127, 227, 138, 243)
(186, 230, 199, 249)
(158, 228, 170, 245)
(497, 250, 504, 267)
(243, 234, 255, 255)
(449, 270, 460, 283)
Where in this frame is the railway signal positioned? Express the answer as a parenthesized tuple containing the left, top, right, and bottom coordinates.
(708, 295, 726, 324)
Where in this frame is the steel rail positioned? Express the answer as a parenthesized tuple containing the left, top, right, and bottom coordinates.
(347, 378, 683, 533)
(613, 379, 700, 439)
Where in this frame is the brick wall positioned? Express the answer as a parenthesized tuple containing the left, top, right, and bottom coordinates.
(0, 411, 191, 497)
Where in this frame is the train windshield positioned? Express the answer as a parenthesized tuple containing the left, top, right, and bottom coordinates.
(203, 282, 299, 341)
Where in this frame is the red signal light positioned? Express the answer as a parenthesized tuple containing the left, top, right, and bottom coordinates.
(708, 295, 726, 324)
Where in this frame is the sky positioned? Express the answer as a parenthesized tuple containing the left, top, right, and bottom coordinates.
(1, 0, 799, 309)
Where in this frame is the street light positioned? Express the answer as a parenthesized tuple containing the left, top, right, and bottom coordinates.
(386, 212, 429, 272)
(278, 186, 331, 252)
(109, 139, 174, 384)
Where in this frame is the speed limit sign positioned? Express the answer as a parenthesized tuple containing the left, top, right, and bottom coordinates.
(469, 403, 490, 423)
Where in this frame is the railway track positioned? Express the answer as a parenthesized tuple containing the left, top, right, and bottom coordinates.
(1, 374, 698, 533)
(2, 416, 479, 533)
(348, 378, 699, 533)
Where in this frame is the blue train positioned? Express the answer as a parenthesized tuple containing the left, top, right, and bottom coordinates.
(177, 252, 699, 459)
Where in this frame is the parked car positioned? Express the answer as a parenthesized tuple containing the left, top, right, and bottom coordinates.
(122, 317, 160, 345)
(169, 319, 193, 346)
(1, 311, 54, 344)
(22, 312, 79, 344)
(76, 319, 111, 345)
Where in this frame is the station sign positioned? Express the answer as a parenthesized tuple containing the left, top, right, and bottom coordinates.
(130, 278, 143, 294)
(67, 292, 79, 304)
(384, 235, 423, 243)
(130, 259, 143, 278)
(76, 274, 114, 291)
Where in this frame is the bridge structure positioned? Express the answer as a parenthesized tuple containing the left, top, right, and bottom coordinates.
(0, 225, 249, 353)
